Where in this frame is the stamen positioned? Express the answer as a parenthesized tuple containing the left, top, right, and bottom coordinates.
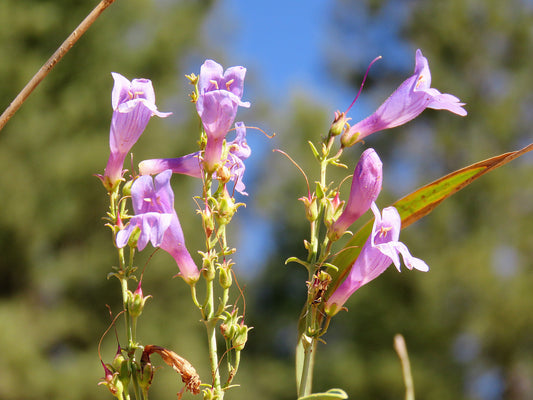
(416, 75, 425, 88)
(225, 79, 235, 91)
(133, 90, 145, 98)
(209, 79, 219, 90)
(143, 197, 152, 203)
(345, 55, 382, 114)
(379, 225, 392, 237)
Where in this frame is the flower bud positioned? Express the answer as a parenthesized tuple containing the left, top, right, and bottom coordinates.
(202, 256, 217, 281)
(328, 148, 382, 241)
(232, 324, 249, 351)
(299, 194, 318, 222)
(139, 360, 154, 392)
(112, 350, 130, 386)
(218, 262, 233, 289)
(220, 322, 236, 340)
(122, 178, 134, 197)
(215, 188, 238, 226)
(127, 281, 151, 319)
(98, 362, 124, 399)
(220, 310, 241, 343)
(323, 192, 344, 228)
(201, 207, 215, 238)
(329, 110, 348, 137)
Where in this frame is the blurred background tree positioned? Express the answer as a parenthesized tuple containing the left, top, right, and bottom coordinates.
(1, 0, 533, 400)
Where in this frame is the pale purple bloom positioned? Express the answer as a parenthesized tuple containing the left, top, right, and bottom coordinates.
(139, 153, 203, 179)
(101, 73, 171, 190)
(196, 60, 250, 172)
(325, 203, 429, 315)
(341, 49, 467, 146)
(328, 148, 383, 241)
(115, 170, 200, 284)
(138, 122, 251, 195)
(198, 60, 248, 101)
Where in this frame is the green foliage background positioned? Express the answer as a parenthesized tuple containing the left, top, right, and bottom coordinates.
(1, 0, 533, 399)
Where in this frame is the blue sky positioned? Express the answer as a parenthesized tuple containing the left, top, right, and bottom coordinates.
(203, 0, 356, 112)
(202, 0, 415, 114)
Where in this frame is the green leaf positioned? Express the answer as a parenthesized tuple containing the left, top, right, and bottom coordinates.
(316, 181, 325, 198)
(298, 388, 349, 400)
(286, 256, 311, 270)
(330, 142, 533, 291)
(308, 141, 320, 158)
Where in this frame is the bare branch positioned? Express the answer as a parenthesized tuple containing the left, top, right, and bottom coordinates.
(0, 0, 117, 132)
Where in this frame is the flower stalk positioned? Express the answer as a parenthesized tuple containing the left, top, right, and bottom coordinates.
(297, 131, 344, 397)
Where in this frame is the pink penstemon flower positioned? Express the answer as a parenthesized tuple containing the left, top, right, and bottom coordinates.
(341, 49, 467, 147)
(327, 148, 383, 241)
(101, 73, 171, 191)
(196, 60, 250, 172)
(325, 203, 429, 315)
(115, 170, 200, 284)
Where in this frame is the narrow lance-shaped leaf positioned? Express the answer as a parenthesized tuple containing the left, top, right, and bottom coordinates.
(329, 142, 533, 293)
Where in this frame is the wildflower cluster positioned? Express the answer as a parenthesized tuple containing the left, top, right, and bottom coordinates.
(98, 60, 251, 400)
(292, 49, 466, 397)
(96, 49, 466, 400)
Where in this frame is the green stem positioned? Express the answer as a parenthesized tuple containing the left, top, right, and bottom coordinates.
(224, 350, 240, 388)
(116, 247, 135, 350)
(307, 221, 318, 265)
(298, 138, 339, 397)
(206, 317, 222, 398)
(120, 276, 133, 347)
(298, 337, 317, 398)
(190, 283, 201, 309)
(131, 365, 141, 400)
(215, 287, 230, 316)
(203, 275, 223, 398)
(224, 338, 233, 375)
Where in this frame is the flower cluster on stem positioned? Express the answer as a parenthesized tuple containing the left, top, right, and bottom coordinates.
(292, 48, 466, 398)
(98, 61, 252, 400)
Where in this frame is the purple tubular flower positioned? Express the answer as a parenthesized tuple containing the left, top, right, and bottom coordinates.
(328, 148, 383, 241)
(139, 153, 203, 178)
(341, 49, 467, 146)
(196, 60, 250, 172)
(325, 203, 429, 315)
(115, 170, 200, 284)
(102, 73, 171, 191)
(138, 122, 251, 195)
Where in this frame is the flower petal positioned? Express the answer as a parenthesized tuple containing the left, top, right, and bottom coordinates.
(139, 153, 203, 178)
